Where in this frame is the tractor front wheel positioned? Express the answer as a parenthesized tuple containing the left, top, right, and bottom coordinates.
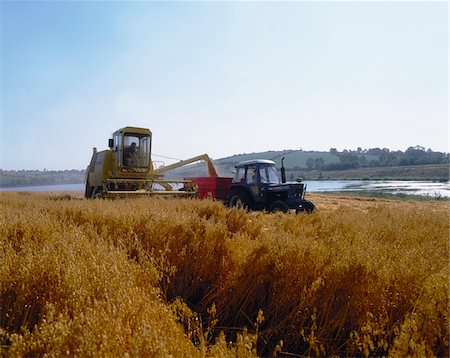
(296, 200, 315, 214)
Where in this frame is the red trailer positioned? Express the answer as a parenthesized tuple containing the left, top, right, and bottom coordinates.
(186, 177, 232, 202)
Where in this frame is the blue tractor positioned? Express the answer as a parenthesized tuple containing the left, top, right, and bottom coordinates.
(227, 158, 315, 213)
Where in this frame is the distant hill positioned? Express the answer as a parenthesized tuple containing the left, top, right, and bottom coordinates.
(165, 150, 341, 179)
(1, 146, 448, 187)
(291, 164, 449, 181)
(167, 146, 449, 181)
(215, 150, 340, 169)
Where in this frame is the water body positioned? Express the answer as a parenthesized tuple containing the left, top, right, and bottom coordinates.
(0, 183, 85, 192)
(306, 180, 450, 198)
(343, 180, 450, 198)
(1, 181, 449, 198)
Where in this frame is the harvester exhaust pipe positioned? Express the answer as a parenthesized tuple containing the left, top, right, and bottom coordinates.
(281, 157, 286, 183)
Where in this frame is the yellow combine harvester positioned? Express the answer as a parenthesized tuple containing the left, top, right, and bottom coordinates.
(85, 126, 218, 198)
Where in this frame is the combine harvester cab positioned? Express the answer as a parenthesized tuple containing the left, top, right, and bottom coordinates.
(85, 126, 217, 198)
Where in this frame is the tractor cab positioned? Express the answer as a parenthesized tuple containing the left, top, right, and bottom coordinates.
(232, 160, 280, 185)
(109, 127, 153, 172)
(228, 159, 315, 213)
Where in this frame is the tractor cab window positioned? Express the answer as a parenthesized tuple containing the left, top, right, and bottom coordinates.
(246, 165, 257, 184)
(232, 167, 245, 183)
(267, 165, 280, 184)
(259, 167, 268, 183)
(123, 134, 151, 167)
(259, 165, 279, 184)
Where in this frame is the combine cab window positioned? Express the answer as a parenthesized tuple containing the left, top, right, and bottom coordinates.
(123, 134, 151, 167)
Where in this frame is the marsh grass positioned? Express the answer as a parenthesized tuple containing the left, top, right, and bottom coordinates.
(0, 192, 448, 357)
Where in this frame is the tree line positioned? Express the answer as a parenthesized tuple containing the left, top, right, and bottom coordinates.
(0, 169, 85, 187)
(306, 146, 449, 171)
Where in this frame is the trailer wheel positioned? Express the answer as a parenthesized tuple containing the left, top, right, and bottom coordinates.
(296, 200, 315, 214)
(228, 190, 251, 210)
(269, 200, 290, 213)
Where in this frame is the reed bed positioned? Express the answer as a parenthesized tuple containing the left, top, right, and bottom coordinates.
(0, 192, 448, 357)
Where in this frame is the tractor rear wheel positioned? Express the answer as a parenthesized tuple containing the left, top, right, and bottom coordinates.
(228, 189, 251, 210)
(269, 200, 290, 213)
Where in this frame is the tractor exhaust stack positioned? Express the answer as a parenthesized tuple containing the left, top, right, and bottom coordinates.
(281, 157, 286, 183)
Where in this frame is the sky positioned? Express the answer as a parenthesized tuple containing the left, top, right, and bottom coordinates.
(1, 1, 448, 170)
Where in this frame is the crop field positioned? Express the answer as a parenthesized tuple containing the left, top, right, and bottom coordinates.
(0, 192, 448, 357)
